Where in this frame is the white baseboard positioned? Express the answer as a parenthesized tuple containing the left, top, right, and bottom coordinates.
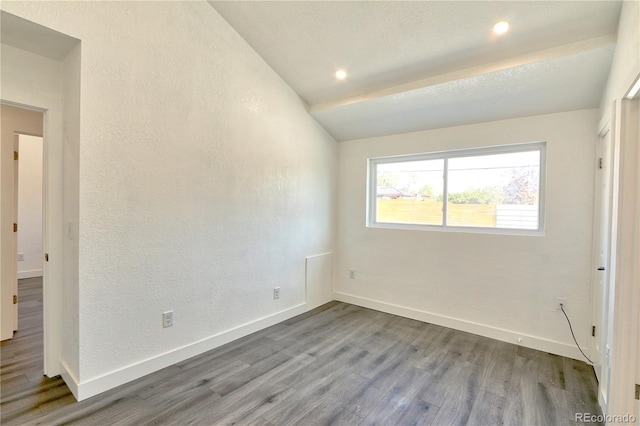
(333, 291, 588, 362)
(598, 388, 607, 416)
(60, 292, 592, 402)
(18, 269, 43, 279)
(60, 360, 79, 400)
(71, 303, 307, 401)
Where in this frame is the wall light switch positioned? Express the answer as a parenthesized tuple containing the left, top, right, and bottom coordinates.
(17, 253, 24, 262)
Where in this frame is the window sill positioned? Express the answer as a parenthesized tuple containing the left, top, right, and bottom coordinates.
(367, 222, 545, 237)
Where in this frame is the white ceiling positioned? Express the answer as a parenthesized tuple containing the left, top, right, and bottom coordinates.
(212, 1, 621, 141)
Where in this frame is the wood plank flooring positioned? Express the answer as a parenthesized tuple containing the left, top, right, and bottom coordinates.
(1, 278, 603, 425)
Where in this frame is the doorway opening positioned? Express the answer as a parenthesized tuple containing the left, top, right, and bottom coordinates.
(17, 134, 44, 281)
(1, 105, 45, 379)
(1, 11, 81, 388)
(15, 134, 46, 382)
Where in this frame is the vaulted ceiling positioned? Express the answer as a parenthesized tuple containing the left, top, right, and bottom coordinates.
(210, 1, 621, 141)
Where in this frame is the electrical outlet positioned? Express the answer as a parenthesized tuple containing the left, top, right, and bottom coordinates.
(273, 287, 280, 299)
(17, 253, 24, 262)
(349, 270, 356, 279)
(556, 297, 567, 311)
(163, 311, 173, 328)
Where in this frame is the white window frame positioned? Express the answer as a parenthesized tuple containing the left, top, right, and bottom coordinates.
(367, 142, 547, 236)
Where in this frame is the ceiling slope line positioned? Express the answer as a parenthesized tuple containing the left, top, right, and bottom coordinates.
(308, 34, 617, 113)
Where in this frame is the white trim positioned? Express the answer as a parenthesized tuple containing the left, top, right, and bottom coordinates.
(625, 74, 640, 100)
(605, 100, 620, 418)
(368, 222, 545, 237)
(2, 92, 64, 378)
(2, 93, 64, 379)
(60, 360, 79, 400)
(304, 252, 332, 259)
(589, 128, 611, 398)
(607, 97, 640, 422)
(333, 291, 589, 362)
(17, 269, 43, 279)
(369, 140, 546, 163)
(73, 303, 307, 401)
(442, 157, 449, 226)
(599, 388, 608, 414)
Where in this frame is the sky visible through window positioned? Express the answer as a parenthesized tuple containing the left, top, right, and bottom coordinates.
(377, 151, 540, 196)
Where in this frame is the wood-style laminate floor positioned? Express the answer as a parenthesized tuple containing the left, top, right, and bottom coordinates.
(1, 278, 602, 425)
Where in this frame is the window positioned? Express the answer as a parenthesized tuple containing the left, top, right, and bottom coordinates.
(368, 142, 546, 234)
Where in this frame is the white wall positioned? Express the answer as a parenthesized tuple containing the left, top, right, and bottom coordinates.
(2, 2, 337, 399)
(61, 42, 81, 385)
(17, 134, 43, 278)
(599, 0, 639, 125)
(336, 109, 598, 360)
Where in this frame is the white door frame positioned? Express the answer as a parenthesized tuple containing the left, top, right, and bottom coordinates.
(2, 106, 44, 341)
(1, 95, 64, 378)
(591, 124, 615, 410)
(13, 133, 19, 331)
(606, 81, 640, 423)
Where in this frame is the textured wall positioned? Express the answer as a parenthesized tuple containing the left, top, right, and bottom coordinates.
(336, 109, 597, 355)
(2, 1, 336, 384)
(600, 1, 639, 122)
(62, 42, 81, 380)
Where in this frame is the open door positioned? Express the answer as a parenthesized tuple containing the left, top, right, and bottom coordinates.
(591, 128, 613, 408)
(12, 134, 19, 332)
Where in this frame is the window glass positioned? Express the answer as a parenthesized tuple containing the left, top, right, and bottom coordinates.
(368, 142, 545, 234)
(376, 159, 444, 225)
(447, 151, 540, 228)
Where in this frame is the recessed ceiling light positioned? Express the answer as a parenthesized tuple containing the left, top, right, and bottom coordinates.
(335, 69, 347, 80)
(493, 21, 510, 35)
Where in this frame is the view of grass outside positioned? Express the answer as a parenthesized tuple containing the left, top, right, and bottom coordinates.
(375, 149, 541, 229)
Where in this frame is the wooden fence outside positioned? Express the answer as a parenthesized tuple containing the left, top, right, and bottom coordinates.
(377, 199, 537, 229)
